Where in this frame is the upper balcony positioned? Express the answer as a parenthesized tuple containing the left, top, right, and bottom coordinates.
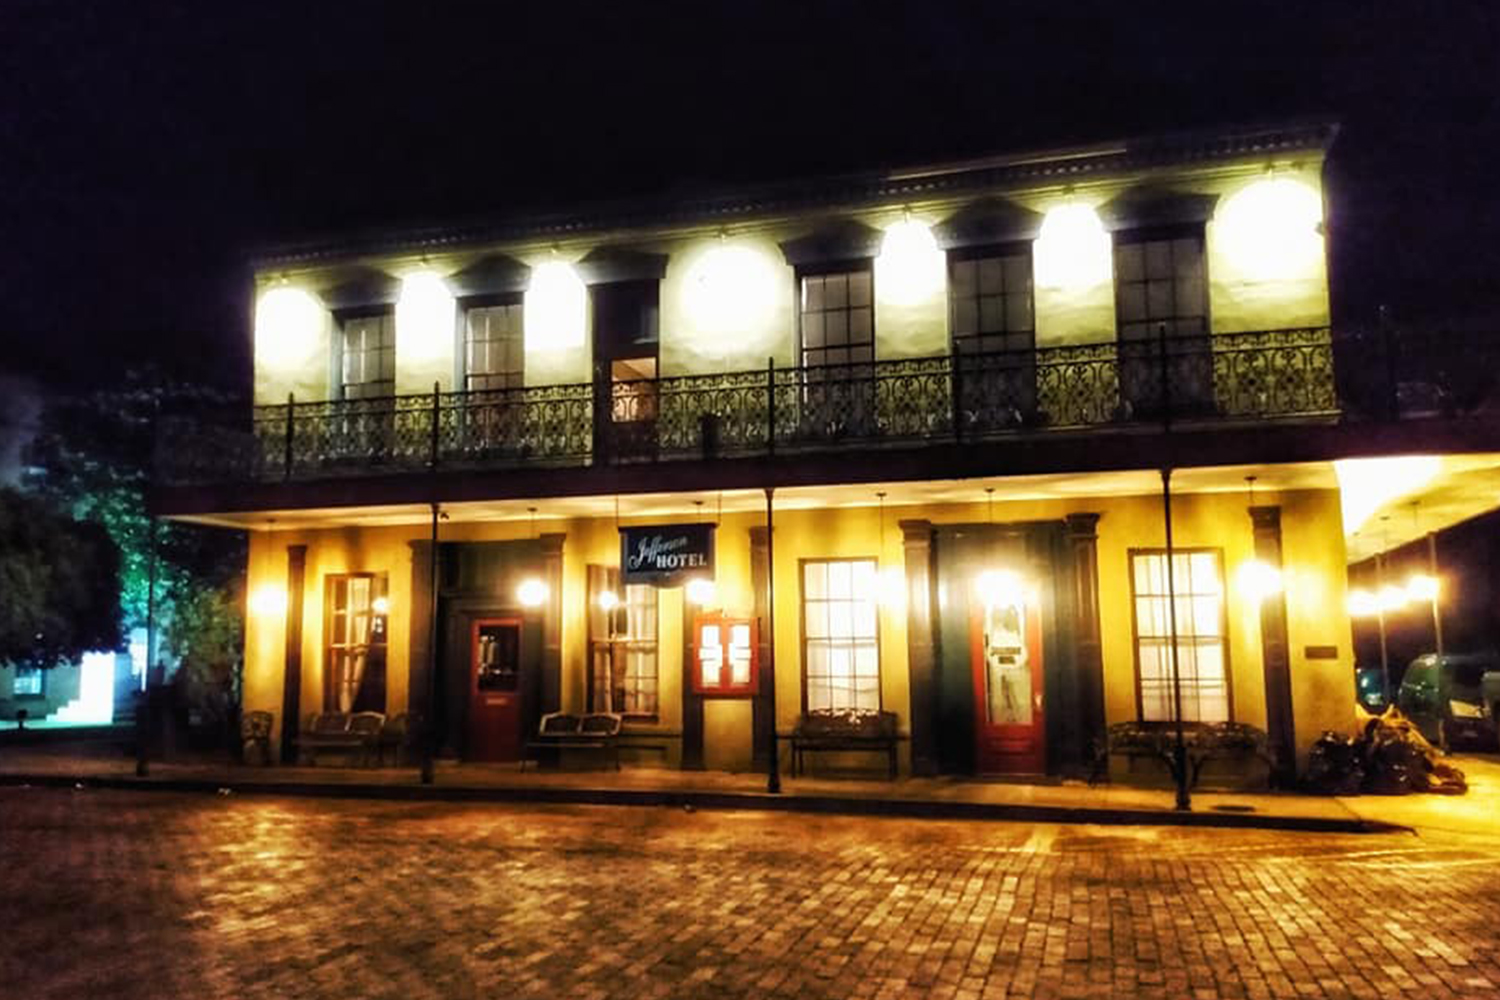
(154, 325, 1500, 517)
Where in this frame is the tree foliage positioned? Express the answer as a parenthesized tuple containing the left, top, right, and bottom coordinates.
(20, 368, 246, 691)
(0, 487, 123, 667)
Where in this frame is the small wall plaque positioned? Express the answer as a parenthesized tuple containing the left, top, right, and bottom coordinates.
(1304, 645, 1339, 660)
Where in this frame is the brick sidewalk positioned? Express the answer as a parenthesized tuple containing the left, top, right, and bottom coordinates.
(3, 788, 1499, 1000)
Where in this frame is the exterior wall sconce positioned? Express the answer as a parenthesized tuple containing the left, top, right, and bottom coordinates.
(249, 584, 288, 617)
(517, 578, 549, 608)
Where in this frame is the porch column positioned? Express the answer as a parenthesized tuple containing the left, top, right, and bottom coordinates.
(680, 599, 706, 771)
(407, 539, 437, 752)
(540, 532, 565, 714)
(900, 519, 938, 776)
(279, 544, 307, 764)
(750, 526, 773, 771)
(1064, 514, 1106, 765)
(1250, 505, 1296, 785)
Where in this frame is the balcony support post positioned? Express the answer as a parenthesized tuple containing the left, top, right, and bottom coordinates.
(766, 357, 776, 456)
(429, 381, 441, 470)
(1160, 466, 1191, 812)
(283, 392, 295, 481)
(763, 486, 780, 793)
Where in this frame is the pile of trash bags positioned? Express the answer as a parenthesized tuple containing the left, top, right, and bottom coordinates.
(1305, 707, 1467, 795)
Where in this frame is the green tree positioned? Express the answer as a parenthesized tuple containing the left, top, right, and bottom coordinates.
(0, 488, 122, 667)
(21, 369, 246, 700)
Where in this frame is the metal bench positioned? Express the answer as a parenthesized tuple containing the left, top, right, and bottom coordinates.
(522, 712, 623, 771)
(1090, 721, 1278, 789)
(789, 709, 899, 779)
(298, 711, 385, 766)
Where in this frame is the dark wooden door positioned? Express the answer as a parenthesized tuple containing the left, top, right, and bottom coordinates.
(467, 617, 523, 761)
(970, 583, 1045, 773)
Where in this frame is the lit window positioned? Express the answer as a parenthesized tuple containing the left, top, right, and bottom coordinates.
(802, 559, 880, 711)
(799, 267, 874, 370)
(1130, 550, 1228, 722)
(326, 574, 388, 713)
(13, 667, 42, 697)
(339, 311, 396, 399)
(463, 299, 525, 391)
(949, 248, 1034, 356)
(589, 567, 659, 718)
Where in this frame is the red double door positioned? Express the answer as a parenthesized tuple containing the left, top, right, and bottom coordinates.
(969, 587, 1045, 774)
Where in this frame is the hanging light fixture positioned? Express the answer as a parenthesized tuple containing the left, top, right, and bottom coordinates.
(1238, 476, 1284, 601)
(876, 491, 904, 607)
(518, 506, 549, 608)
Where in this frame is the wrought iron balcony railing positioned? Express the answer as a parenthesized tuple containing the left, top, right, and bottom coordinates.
(157, 325, 1488, 487)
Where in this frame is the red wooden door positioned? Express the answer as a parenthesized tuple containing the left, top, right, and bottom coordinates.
(468, 618, 523, 762)
(970, 583, 1045, 773)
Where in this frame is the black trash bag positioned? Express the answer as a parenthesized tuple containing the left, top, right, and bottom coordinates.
(1305, 730, 1364, 795)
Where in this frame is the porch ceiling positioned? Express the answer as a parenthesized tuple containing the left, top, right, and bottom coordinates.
(174, 461, 1338, 531)
(172, 453, 1500, 565)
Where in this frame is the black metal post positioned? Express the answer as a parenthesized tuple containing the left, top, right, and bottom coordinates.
(1375, 553, 1391, 704)
(136, 514, 159, 777)
(283, 392, 295, 480)
(421, 501, 440, 785)
(429, 381, 441, 469)
(1428, 533, 1445, 660)
(764, 486, 780, 794)
(766, 356, 776, 457)
(950, 352, 964, 443)
(1160, 467, 1190, 811)
(1156, 322, 1173, 433)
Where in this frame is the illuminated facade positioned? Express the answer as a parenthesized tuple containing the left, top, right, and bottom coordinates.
(157, 121, 1500, 782)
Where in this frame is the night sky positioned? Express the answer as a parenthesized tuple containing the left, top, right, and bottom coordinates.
(3, 1, 1497, 396)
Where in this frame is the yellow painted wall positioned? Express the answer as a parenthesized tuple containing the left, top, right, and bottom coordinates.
(241, 485, 1354, 772)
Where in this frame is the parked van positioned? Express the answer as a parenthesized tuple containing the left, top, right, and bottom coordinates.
(1396, 653, 1500, 750)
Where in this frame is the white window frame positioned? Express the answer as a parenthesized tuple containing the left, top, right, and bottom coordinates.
(801, 558, 881, 712)
(1129, 549, 1230, 723)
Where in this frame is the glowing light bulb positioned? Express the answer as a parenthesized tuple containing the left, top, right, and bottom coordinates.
(396, 271, 454, 362)
(597, 590, 620, 611)
(685, 578, 717, 606)
(683, 243, 778, 336)
(254, 286, 322, 368)
(1377, 585, 1409, 613)
(875, 218, 945, 305)
(524, 260, 586, 350)
(517, 578, 549, 608)
(975, 569, 1026, 608)
(1406, 574, 1439, 602)
(1216, 178, 1324, 281)
(1237, 559, 1284, 601)
(371, 596, 391, 616)
(1034, 204, 1111, 289)
(249, 585, 288, 616)
(1347, 589, 1379, 618)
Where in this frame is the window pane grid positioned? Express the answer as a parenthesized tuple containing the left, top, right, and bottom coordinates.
(1131, 550, 1227, 723)
(1115, 236, 1207, 343)
(802, 559, 880, 712)
(592, 581, 658, 717)
(949, 251, 1035, 355)
(341, 313, 395, 398)
(465, 303, 524, 391)
(800, 271, 874, 369)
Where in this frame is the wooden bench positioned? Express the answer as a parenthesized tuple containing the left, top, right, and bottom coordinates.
(789, 709, 899, 779)
(1090, 721, 1279, 789)
(522, 712, 623, 771)
(298, 711, 385, 766)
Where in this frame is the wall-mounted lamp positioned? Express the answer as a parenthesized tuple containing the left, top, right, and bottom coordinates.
(249, 584, 288, 617)
(685, 577, 717, 606)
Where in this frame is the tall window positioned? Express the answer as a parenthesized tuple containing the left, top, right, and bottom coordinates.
(948, 248, 1034, 355)
(463, 299, 524, 391)
(339, 312, 395, 399)
(1130, 550, 1228, 723)
(1113, 231, 1207, 342)
(588, 566, 659, 718)
(12, 667, 43, 697)
(325, 573, 388, 713)
(801, 559, 880, 711)
(799, 266, 874, 369)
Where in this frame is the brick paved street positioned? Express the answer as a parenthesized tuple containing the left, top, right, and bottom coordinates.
(2, 788, 1498, 1000)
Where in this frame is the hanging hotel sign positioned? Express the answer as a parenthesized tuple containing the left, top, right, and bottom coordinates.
(620, 523, 715, 586)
